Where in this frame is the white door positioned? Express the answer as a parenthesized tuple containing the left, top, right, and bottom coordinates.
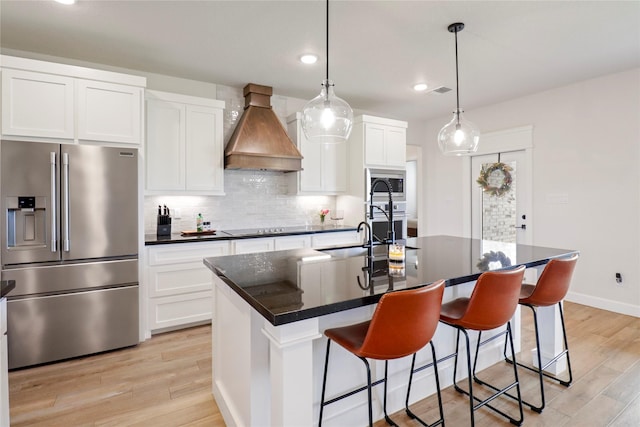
(471, 150, 531, 245)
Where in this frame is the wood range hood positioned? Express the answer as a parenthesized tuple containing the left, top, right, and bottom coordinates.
(224, 83, 303, 172)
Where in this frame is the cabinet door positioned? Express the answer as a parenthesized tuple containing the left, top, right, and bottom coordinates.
(77, 80, 142, 144)
(233, 238, 275, 255)
(364, 124, 386, 166)
(185, 105, 224, 193)
(323, 141, 347, 192)
(146, 99, 185, 191)
(1, 69, 74, 139)
(147, 262, 212, 298)
(300, 138, 324, 192)
(385, 127, 406, 167)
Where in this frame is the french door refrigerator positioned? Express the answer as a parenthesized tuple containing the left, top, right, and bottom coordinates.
(0, 140, 139, 369)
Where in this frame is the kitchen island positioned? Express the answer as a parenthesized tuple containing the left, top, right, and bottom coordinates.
(204, 235, 578, 426)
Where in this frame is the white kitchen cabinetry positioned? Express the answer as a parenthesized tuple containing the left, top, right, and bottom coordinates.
(233, 238, 275, 255)
(1, 55, 145, 145)
(275, 234, 311, 250)
(286, 112, 347, 194)
(349, 115, 408, 170)
(145, 90, 225, 195)
(146, 241, 230, 333)
(1, 298, 8, 427)
(311, 230, 360, 249)
(1, 69, 75, 140)
(77, 80, 142, 144)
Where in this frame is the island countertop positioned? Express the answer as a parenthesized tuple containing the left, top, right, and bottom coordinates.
(204, 235, 578, 326)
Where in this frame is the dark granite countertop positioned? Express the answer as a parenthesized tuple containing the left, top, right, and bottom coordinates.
(145, 225, 358, 245)
(204, 235, 579, 326)
(1, 280, 16, 298)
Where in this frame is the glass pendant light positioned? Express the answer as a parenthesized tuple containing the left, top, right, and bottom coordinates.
(302, 0, 353, 142)
(438, 22, 480, 156)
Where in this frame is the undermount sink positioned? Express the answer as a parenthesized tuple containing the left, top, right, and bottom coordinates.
(320, 244, 419, 259)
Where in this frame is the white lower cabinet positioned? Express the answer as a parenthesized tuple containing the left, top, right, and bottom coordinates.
(144, 230, 359, 335)
(275, 235, 311, 250)
(233, 238, 275, 255)
(311, 231, 361, 248)
(1, 298, 9, 427)
(146, 241, 230, 334)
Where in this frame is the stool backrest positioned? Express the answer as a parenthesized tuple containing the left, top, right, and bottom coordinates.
(459, 265, 526, 331)
(359, 280, 445, 360)
(525, 254, 579, 306)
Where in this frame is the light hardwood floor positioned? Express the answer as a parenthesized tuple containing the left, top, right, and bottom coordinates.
(8, 302, 640, 426)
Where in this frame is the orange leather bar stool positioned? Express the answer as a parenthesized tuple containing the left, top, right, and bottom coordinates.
(319, 280, 446, 427)
(439, 266, 526, 426)
(504, 254, 579, 413)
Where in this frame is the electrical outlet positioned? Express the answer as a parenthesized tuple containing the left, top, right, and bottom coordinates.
(615, 272, 622, 285)
(173, 208, 181, 219)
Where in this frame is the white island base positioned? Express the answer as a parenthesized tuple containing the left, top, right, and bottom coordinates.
(211, 265, 567, 427)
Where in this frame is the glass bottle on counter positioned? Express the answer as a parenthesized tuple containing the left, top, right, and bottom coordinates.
(197, 213, 203, 232)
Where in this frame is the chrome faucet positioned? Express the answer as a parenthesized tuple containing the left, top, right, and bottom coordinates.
(369, 178, 395, 245)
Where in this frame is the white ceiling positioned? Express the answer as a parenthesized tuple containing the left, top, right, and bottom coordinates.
(1, 0, 639, 121)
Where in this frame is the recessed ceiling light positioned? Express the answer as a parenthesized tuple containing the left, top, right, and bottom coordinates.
(54, 0, 76, 4)
(413, 83, 428, 92)
(300, 54, 318, 65)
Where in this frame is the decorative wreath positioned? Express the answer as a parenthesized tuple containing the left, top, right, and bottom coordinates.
(477, 162, 513, 197)
(476, 251, 512, 272)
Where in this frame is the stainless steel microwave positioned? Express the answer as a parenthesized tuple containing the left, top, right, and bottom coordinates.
(365, 168, 406, 202)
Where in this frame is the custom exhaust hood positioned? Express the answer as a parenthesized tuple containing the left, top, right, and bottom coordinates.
(224, 83, 303, 172)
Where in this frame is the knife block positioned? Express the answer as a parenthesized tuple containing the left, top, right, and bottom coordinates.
(157, 215, 172, 236)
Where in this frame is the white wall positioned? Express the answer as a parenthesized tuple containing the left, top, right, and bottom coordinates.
(421, 68, 640, 316)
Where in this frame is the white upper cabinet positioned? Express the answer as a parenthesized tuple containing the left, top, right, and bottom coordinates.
(145, 90, 225, 195)
(286, 112, 347, 195)
(77, 80, 143, 144)
(0, 55, 146, 145)
(1, 69, 75, 139)
(363, 122, 406, 168)
(346, 115, 408, 199)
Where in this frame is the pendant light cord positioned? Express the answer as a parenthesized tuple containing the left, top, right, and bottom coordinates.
(454, 27, 460, 121)
(326, 0, 329, 82)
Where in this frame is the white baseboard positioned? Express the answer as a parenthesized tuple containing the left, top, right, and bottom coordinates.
(566, 291, 640, 318)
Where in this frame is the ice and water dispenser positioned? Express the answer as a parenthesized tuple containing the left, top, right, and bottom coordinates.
(6, 196, 48, 250)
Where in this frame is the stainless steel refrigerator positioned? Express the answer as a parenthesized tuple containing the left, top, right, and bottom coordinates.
(0, 140, 139, 369)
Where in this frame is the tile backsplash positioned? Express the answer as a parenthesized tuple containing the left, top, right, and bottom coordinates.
(144, 170, 336, 234)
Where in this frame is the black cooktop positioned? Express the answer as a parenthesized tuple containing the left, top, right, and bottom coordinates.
(222, 225, 328, 236)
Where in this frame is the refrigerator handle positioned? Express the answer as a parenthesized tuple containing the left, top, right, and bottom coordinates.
(50, 152, 57, 252)
(62, 152, 70, 252)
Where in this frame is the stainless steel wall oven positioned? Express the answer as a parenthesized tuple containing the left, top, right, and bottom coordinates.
(368, 201, 407, 243)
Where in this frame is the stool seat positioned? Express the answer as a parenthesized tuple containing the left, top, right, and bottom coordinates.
(319, 280, 446, 427)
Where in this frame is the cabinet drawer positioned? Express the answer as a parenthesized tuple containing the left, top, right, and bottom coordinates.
(147, 241, 230, 265)
(274, 235, 311, 251)
(233, 238, 275, 255)
(311, 231, 360, 249)
(147, 263, 211, 297)
(149, 291, 212, 332)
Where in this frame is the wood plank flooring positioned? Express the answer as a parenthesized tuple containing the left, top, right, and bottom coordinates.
(8, 302, 640, 426)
